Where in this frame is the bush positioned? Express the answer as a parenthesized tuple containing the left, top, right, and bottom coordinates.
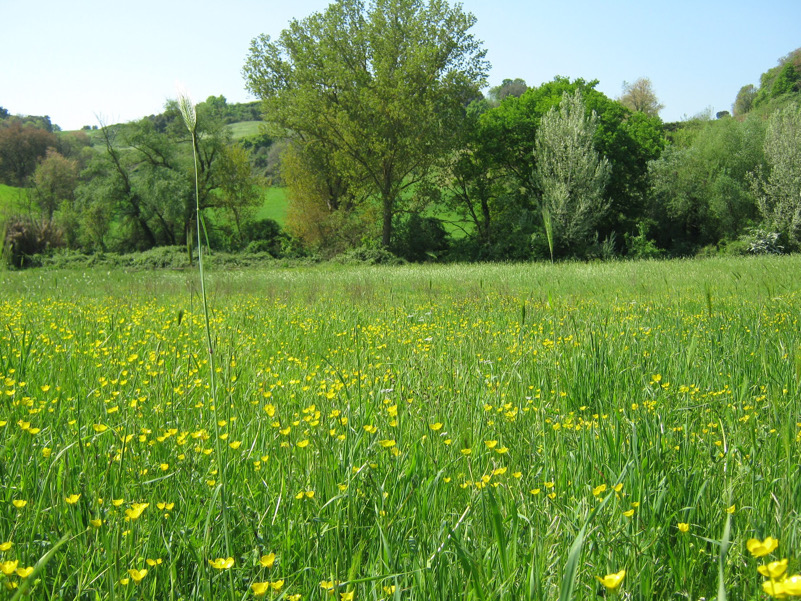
(743, 228, 784, 255)
(332, 246, 406, 265)
(391, 214, 449, 262)
(2, 216, 65, 268)
(241, 218, 285, 256)
(624, 223, 664, 260)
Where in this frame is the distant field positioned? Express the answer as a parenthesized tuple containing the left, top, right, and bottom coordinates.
(227, 121, 264, 140)
(256, 186, 289, 224)
(0, 184, 28, 211)
(254, 186, 471, 238)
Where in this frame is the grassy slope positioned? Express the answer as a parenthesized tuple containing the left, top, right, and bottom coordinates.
(227, 121, 264, 140)
(256, 186, 288, 225)
(0, 184, 28, 212)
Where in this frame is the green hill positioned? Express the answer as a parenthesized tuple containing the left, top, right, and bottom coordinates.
(0, 184, 28, 211)
(257, 187, 288, 225)
(227, 121, 264, 140)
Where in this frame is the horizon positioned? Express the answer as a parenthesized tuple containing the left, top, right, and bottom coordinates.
(2, 0, 800, 131)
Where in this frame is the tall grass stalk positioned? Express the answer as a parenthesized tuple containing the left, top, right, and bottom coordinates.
(177, 87, 234, 601)
(542, 206, 554, 263)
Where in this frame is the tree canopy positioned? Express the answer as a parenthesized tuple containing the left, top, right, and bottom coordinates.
(243, 0, 488, 247)
(619, 78, 664, 117)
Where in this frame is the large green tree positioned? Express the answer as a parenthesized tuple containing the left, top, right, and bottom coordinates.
(646, 114, 765, 253)
(243, 0, 488, 247)
(32, 149, 79, 221)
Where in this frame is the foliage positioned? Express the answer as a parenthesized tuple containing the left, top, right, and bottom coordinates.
(1, 214, 64, 268)
(74, 101, 260, 253)
(534, 89, 611, 255)
(743, 228, 784, 255)
(0, 120, 58, 186)
(391, 213, 449, 262)
(733, 84, 757, 116)
(332, 245, 406, 265)
(31, 149, 79, 220)
(752, 48, 801, 110)
(619, 77, 664, 116)
(486, 78, 527, 105)
(646, 114, 765, 254)
(750, 103, 801, 250)
(471, 77, 664, 256)
(243, 0, 489, 247)
(215, 143, 265, 243)
(281, 141, 376, 256)
(624, 222, 663, 259)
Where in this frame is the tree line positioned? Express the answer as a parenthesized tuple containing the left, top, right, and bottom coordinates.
(2, 0, 801, 267)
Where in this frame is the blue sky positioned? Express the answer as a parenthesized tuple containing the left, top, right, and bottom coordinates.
(2, 0, 799, 130)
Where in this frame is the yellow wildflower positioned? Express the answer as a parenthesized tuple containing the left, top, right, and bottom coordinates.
(747, 537, 779, 558)
(251, 582, 270, 597)
(757, 559, 788, 580)
(208, 557, 234, 570)
(127, 568, 148, 583)
(259, 553, 276, 568)
(1, 560, 19, 575)
(596, 569, 625, 591)
(15, 566, 33, 578)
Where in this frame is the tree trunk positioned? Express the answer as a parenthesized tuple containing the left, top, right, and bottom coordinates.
(381, 193, 393, 248)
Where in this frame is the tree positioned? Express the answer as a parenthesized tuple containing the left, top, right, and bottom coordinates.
(216, 143, 264, 244)
(751, 104, 801, 249)
(282, 140, 375, 254)
(243, 0, 488, 248)
(0, 120, 58, 186)
(32, 149, 79, 221)
(647, 113, 765, 253)
(733, 84, 757, 116)
(620, 78, 664, 117)
(76, 99, 259, 252)
(534, 89, 611, 254)
(472, 77, 663, 253)
(486, 78, 527, 104)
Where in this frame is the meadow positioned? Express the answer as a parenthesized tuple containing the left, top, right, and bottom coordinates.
(1, 256, 800, 600)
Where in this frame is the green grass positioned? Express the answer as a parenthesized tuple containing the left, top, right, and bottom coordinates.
(1, 256, 800, 600)
(227, 121, 265, 140)
(255, 186, 473, 238)
(256, 186, 289, 224)
(0, 184, 28, 212)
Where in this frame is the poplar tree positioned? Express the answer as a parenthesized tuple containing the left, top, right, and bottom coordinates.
(534, 90, 611, 254)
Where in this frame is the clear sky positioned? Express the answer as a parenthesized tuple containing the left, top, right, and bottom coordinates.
(2, 0, 799, 131)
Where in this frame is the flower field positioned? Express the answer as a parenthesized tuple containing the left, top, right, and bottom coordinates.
(1, 257, 800, 600)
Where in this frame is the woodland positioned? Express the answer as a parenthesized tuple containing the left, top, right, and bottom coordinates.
(1, 0, 800, 268)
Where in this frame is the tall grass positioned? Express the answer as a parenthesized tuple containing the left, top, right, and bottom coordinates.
(0, 256, 800, 599)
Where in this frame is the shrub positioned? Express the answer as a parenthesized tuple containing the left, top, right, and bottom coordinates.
(1, 215, 65, 268)
(332, 246, 406, 265)
(743, 228, 784, 255)
(624, 222, 664, 260)
(391, 214, 449, 262)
